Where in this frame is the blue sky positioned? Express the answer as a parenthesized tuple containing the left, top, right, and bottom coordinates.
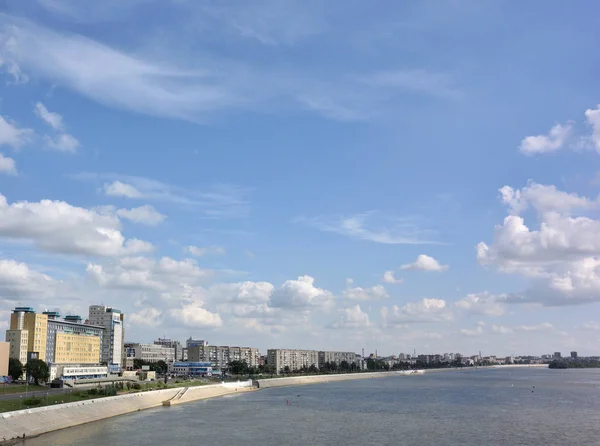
(1, 0, 600, 356)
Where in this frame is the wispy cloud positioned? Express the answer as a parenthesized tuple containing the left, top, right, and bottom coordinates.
(296, 212, 441, 244)
(0, 14, 459, 123)
(73, 172, 251, 218)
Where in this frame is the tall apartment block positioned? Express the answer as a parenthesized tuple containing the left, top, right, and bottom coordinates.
(318, 351, 357, 366)
(88, 305, 124, 373)
(267, 349, 319, 373)
(6, 307, 48, 363)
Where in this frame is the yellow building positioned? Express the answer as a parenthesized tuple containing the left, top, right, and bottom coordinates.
(5, 330, 28, 364)
(54, 332, 101, 364)
(6, 307, 48, 362)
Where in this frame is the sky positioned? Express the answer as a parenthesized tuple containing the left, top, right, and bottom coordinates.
(0, 0, 600, 357)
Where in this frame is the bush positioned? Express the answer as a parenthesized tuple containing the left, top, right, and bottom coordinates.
(87, 388, 98, 396)
(24, 398, 42, 407)
(132, 383, 141, 390)
(126, 382, 131, 390)
(72, 391, 82, 397)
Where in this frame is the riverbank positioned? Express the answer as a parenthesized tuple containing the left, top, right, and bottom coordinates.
(0, 381, 254, 445)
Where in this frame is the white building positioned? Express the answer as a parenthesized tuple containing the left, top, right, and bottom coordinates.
(267, 349, 319, 373)
(318, 351, 357, 366)
(88, 305, 124, 373)
(126, 343, 175, 364)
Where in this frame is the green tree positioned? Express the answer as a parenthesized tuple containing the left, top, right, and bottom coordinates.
(25, 359, 50, 385)
(154, 360, 168, 375)
(133, 358, 146, 370)
(8, 358, 23, 381)
(308, 364, 318, 374)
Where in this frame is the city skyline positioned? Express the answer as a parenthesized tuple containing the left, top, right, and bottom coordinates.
(1, 2, 600, 356)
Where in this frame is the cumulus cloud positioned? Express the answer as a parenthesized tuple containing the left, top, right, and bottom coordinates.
(584, 105, 600, 152)
(185, 245, 226, 256)
(0, 115, 33, 149)
(459, 325, 484, 337)
(329, 304, 370, 329)
(167, 301, 222, 328)
(520, 123, 572, 155)
(341, 284, 388, 301)
(382, 270, 403, 284)
(454, 292, 505, 317)
(0, 193, 153, 257)
(400, 254, 448, 272)
(381, 298, 452, 325)
(0, 259, 57, 299)
(129, 307, 162, 326)
(478, 182, 600, 305)
(117, 205, 166, 225)
(270, 275, 333, 309)
(0, 153, 17, 175)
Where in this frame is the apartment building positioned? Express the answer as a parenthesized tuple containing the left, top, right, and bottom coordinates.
(5, 307, 48, 362)
(88, 305, 125, 372)
(267, 349, 319, 373)
(318, 351, 357, 366)
(187, 345, 260, 369)
(154, 338, 183, 361)
(44, 313, 104, 365)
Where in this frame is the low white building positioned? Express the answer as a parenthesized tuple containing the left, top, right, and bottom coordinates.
(50, 364, 109, 381)
(126, 343, 175, 367)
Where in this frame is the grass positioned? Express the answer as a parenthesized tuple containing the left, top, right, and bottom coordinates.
(0, 391, 99, 413)
(0, 384, 47, 395)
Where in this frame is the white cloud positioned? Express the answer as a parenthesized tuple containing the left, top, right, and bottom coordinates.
(93, 174, 250, 217)
(167, 301, 223, 328)
(34, 102, 63, 130)
(0, 115, 32, 149)
(401, 254, 448, 272)
(342, 284, 388, 301)
(459, 326, 484, 337)
(584, 105, 600, 152)
(0, 259, 57, 299)
(520, 123, 572, 155)
(381, 298, 452, 325)
(582, 321, 600, 331)
(499, 182, 598, 216)
(185, 245, 226, 256)
(454, 292, 505, 317)
(269, 275, 333, 309)
(0, 153, 17, 175)
(103, 181, 143, 198)
(298, 212, 439, 245)
(329, 304, 370, 329)
(0, 192, 153, 257)
(117, 205, 166, 225)
(0, 17, 242, 121)
(129, 307, 162, 326)
(44, 133, 80, 152)
(492, 323, 553, 334)
(382, 270, 403, 284)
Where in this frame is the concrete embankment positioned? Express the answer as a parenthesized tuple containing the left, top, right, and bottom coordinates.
(0, 381, 254, 444)
(255, 371, 403, 388)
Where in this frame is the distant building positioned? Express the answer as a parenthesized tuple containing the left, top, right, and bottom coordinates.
(318, 351, 357, 366)
(171, 361, 213, 377)
(186, 338, 208, 348)
(553, 352, 562, 359)
(154, 338, 183, 361)
(49, 364, 108, 382)
(267, 349, 318, 373)
(570, 351, 578, 359)
(126, 343, 175, 365)
(88, 305, 124, 373)
(187, 345, 259, 369)
(0, 342, 9, 377)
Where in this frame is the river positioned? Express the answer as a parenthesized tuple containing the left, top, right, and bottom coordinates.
(22, 367, 600, 445)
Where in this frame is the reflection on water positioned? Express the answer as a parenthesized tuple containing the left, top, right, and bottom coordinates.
(23, 368, 600, 446)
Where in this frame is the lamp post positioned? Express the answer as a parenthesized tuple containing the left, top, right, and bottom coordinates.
(19, 396, 22, 410)
(46, 392, 49, 406)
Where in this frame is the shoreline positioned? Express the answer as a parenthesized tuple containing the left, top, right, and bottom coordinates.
(0, 365, 548, 445)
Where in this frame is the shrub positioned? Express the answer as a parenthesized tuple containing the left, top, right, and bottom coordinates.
(88, 388, 98, 396)
(132, 383, 141, 390)
(24, 398, 42, 407)
(126, 382, 131, 390)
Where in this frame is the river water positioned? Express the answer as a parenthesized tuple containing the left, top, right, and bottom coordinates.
(22, 367, 600, 446)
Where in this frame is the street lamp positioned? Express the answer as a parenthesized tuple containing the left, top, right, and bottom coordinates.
(19, 396, 22, 410)
(46, 392, 49, 406)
